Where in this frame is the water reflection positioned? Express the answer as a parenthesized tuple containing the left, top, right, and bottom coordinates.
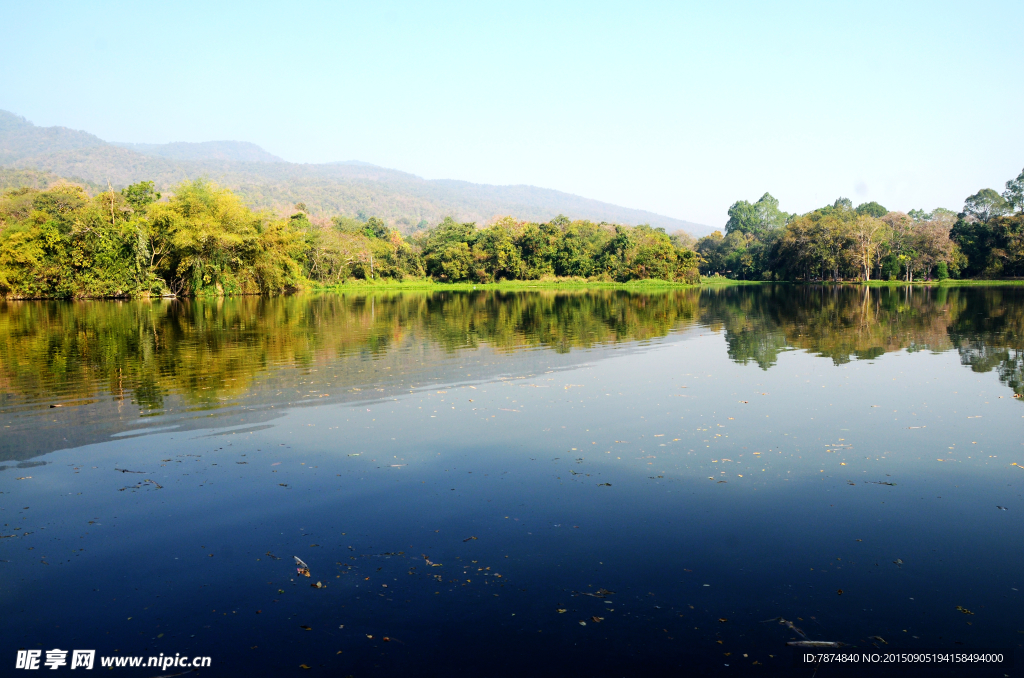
(702, 286, 1024, 397)
(0, 290, 702, 411)
(1, 285, 1021, 449)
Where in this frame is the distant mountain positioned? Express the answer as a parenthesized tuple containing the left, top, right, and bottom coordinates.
(327, 160, 381, 168)
(0, 110, 711, 235)
(0, 110, 107, 162)
(112, 140, 285, 163)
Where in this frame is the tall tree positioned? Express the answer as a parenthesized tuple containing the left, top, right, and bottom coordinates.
(848, 215, 884, 281)
(963, 188, 1009, 222)
(911, 212, 955, 279)
(809, 214, 849, 281)
(725, 192, 788, 236)
(695, 231, 726, 275)
(881, 212, 917, 281)
(1003, 167, 1024, 214)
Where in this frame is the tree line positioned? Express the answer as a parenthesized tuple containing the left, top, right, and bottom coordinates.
(696, 166, 1024, 281)
(0, 179, 699, 298)
(3, 166, 1022, 298)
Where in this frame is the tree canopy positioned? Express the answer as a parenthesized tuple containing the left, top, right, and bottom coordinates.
(5, 164, 1024, 299)
(694, 168, 1024, 282)
(0, 180, 700, 298)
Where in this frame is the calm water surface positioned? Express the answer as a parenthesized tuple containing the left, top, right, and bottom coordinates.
(1, 287, 1022, 677)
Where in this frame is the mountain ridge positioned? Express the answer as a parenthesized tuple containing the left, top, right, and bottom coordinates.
(111, 140, 286, 163)
(0, 110, 712, 234)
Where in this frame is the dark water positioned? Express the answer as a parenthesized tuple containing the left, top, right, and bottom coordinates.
(1, 287, 1021, 677)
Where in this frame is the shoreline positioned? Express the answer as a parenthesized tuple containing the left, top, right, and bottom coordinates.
(4, 277, 1024, 301)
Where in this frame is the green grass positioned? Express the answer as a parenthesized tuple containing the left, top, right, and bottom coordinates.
(699, 275, 768, 285)
(860, 279, 1024, 286)
(311, 278, 702, 292)
(312, 276, 1024, 293)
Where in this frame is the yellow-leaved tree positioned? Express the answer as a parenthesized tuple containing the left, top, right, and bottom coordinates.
(146, 179, 304, 295)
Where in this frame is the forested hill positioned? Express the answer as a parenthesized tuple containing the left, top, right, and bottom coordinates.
(111, 140, 286, 163)
(0, 110, 709, 235)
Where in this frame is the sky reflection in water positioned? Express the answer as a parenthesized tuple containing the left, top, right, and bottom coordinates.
(0, 286, 1021, 676)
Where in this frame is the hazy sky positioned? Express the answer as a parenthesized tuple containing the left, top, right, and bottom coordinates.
(1, 1, 1022, 227)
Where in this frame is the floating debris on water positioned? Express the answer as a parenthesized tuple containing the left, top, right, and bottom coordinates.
(576, 588, 615, 599)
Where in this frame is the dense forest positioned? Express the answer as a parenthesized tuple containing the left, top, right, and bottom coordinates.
(0, 178, 700, 298)
(696, 166, 1024, 281)
(1, 165, 1022, 298)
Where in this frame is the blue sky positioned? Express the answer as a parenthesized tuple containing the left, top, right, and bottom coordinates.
(1, 0, 1021, 227)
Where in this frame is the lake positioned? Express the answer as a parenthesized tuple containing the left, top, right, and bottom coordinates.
(1, 286, 1021, 676)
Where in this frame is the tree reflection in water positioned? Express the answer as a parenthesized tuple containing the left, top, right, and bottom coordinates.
(1, 285, 1021, 415)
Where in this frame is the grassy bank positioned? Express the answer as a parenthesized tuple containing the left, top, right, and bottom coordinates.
(699, 275, 768, 286)
(860, 279, 1024, 286)
(311, 277, 705, 292)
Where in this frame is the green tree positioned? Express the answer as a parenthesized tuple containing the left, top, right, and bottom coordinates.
(363, 216, 390, 239)
(981, 215, 1024, 277)
(810, 214, 850, 281)
(554, 221, 602, 277)
(517, 222, 555, 278)
(725, 192, 788, 236)
(856, 201, 888, 218)
(121, 181, 161, 213)
(478, 217, 525, 280)
(695, 231, 726, 275)
(881, 212, 917, 281)
(420, 217, 478, 281)
(1003, 167, 1024, 214)
(963, 188, 1009, 222)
